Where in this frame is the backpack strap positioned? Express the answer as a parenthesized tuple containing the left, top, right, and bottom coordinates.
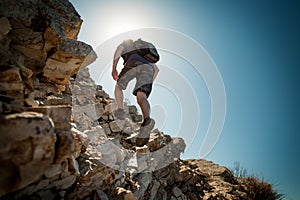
(120, 39, 137, 64)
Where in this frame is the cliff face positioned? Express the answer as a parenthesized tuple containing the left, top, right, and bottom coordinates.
(0, 1, 279, 200)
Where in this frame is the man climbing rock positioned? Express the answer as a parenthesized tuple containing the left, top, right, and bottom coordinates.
(111, 39, 159, 146)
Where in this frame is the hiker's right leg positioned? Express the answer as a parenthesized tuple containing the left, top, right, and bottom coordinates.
(114, 83, 124, 109)
(136, 91, 150, 120)
(116, 66, 135, 109)
(133, 64, 154, 120)
(113, 84, 126, 119)
(133, 90, 155, 147)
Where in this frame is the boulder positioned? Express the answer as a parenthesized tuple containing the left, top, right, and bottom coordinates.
(43, 39, 97, 85)
(0, 67, 22, 83)
(0, 112, 56, 196)
(27, 105, 72, 131)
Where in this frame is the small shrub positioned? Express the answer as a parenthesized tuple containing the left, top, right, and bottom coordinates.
(230, 162, 284, 200)
(243, 176, 284, 200)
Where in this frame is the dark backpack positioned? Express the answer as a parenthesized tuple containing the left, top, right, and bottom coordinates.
(133, 39, 160, 63)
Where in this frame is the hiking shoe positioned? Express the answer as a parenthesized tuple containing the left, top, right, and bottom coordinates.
(135, 117, 155, 147)
(114, 108, 126, 120)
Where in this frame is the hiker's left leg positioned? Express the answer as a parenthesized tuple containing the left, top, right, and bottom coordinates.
(114, 83, 124, 109)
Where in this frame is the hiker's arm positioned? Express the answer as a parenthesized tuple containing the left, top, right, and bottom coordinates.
(112, 45, 125, 81)
(152, 64, 159, 81)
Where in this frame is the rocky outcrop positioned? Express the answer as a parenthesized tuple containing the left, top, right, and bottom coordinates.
(0, 0, 96, 112)
(0, 112, 56, 196)
(0, 0, 96, 198)
(0, 0, 279, 200)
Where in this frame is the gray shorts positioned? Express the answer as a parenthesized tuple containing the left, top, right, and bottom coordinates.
(117, 60, 154, 97)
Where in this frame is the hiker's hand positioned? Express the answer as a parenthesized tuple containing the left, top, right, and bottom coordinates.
(112, 69, 119, 81)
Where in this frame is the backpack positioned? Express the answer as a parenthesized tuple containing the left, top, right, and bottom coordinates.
(133, 39, 160, 63)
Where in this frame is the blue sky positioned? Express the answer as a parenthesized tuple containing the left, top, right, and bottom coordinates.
(70, 0, 300, 199)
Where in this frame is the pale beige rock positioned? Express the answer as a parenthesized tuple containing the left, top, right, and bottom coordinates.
(0, 67, 22, 83)
(42, 94, 72, 106)
(29, 90, 47, 100)
(14, 45, 47, 64)
(0, 82, 23, 91)
(10, 28, 44, 49)
(66, 153, 119, 199)
(54, 131, 75, 163)
(43, 39, 97, 85)
(43, 23, 65, 52)
(44, 164, 62, 178)
(15, 179, 50, 198)
(114, 187, 136, 200)
(101, 123, 112, 135)
(0, 0, 82, 40)
(72, 105, 94, 131)
(27, 105, 72, 131)
(109, 120, 124, 133)
(135, 146, 150, 154)
(51, 175, 76, 190)
(0, 112, 56, 196)
(81, 103, 105, 121)
(28, 83, 60, 100)
(71, 127, 90, 158)
(24, 98, 39, 107)
(105, 102, 118, 113)
(16, 61, 33, 79)
(44, 57, 82, 79)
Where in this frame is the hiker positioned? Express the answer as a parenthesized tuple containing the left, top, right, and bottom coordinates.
(111, 39, 159, 146)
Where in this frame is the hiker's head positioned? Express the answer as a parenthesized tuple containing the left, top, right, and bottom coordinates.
(123, 39, 133, 45)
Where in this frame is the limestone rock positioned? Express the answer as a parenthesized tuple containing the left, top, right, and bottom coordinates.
(0, 67, 22, 83)
(43, 39, 97, 85)
(0, 112, 56, 196)
(65, 153, 120, 199)
(24, 98, 39, 107)
(0, 82, 23, 92)
(0, 0, 83, 73)
(16, 61, 33, 79)
(27, 105, 71, 131)
(0, 0, 81, 40)
(109, 187, 136, 200)
(71, 127, 90, 158)
(72, 105, 95, 131)
(81, 103, 105, 121)
(28, 82, 60, 100)
(42, 94, 72, 106)
(109, 120, 123, 133)
(54, 131, 75, 163)
(44, 164, 62, 179)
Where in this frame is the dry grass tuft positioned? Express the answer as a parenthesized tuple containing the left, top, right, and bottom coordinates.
(231, 162, 284, 200)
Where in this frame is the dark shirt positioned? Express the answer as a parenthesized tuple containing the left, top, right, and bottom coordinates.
(127, 53, 151, 64)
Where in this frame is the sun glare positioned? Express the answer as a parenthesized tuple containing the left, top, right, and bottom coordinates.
(99, 7, 148, 40)
(106, 21, 138, 38)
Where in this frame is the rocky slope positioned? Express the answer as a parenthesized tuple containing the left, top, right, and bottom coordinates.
(0, 1, 279, 199)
